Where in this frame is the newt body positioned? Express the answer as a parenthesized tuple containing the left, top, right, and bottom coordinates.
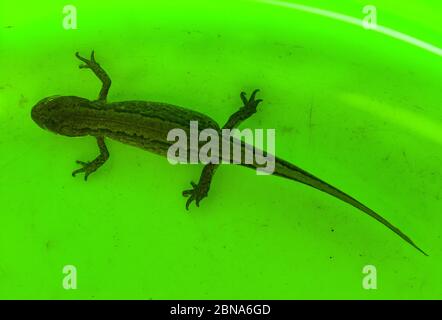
(31, 51, 426, 255)
(35, 97, 219, 156)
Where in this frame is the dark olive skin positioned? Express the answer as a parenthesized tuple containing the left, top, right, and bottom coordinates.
(31, 51, 427, 255)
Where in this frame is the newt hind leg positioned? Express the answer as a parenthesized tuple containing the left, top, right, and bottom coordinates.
(182, 164, 218, 210)
(183, 90, 263, 209)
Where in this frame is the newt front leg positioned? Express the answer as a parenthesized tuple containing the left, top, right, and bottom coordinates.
(75, 50, 112, 102)
(183, 90, 263, 209)
(72, 137, 109, 181)
(72, 51, 112, 180)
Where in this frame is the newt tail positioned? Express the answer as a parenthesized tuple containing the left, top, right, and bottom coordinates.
(241, 148, 428, 256)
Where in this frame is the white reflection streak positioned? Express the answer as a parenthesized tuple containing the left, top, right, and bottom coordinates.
(255, 0, 442, 57)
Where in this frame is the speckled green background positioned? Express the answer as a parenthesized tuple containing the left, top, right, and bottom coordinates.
(0, 0, 441, 299)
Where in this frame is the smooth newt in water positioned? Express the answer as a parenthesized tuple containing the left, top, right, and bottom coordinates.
(31, 51, 427, 255)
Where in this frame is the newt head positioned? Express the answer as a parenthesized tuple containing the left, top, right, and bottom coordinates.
(31, 95, 91, 136)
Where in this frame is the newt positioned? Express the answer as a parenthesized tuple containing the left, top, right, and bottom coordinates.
(31, 51, 426, 255)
